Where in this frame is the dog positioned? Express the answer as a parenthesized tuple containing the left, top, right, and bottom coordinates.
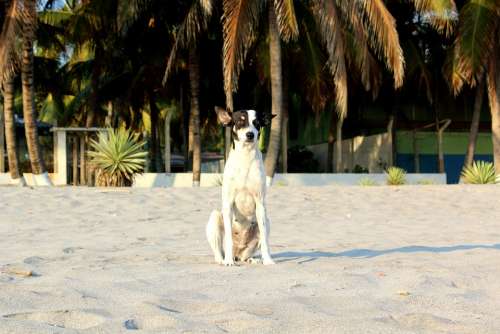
(206, 106, 275, 266)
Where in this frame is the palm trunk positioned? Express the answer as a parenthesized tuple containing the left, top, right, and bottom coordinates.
(264, 6, 283, 185)
(281, 65, 289, 173)
(0, 96, 4, 173)
(189, 48, 201, 187)
(464, 78, 485, 168)
(334, 117, 343, 172)
(327, 113, 336, 172)
(86, 46, 101, 128)
(149, 93, 162, 172)
(487, 51, 500, 175)
(22, 6, 50, 185)
(3, 76, 23, 182)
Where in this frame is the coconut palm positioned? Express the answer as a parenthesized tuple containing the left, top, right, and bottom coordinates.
(448, 0, 500, 173)
(163, 0, 213, 186)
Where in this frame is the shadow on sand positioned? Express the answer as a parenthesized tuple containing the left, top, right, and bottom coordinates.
(274, 243, 500, 263)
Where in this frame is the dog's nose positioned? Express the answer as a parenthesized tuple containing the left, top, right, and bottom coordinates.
(246, 132, 255, 140)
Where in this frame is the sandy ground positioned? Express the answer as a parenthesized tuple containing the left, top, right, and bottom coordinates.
(0, 185, 499, 334)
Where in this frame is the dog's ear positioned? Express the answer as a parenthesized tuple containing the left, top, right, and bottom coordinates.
(214, 106, 233, 126)
(261, 113, 277, 126)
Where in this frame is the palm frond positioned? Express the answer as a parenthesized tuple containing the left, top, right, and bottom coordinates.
(410, 0, 458, 36)
(273, 0, 299, 41)
(443, 45, 465, 95)
(222, 0, 262, 110)
(163, 0, 213, 85)
(311, 0, 347, 119)
(345, 0, 405, 88)
(456, 0, 499, 86)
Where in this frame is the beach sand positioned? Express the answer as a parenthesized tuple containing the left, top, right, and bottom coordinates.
(0, 185, 499, 333)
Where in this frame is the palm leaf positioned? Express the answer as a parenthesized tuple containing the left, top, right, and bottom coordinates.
(222, 0, 263, 110)
(273, 0, 299, 41)
(344, 0, 405, 88)
(163, 0, 213, 85)
(456, 0, 499, 86)
(410, 0, 458, 36)
(311, 0, 347, 119)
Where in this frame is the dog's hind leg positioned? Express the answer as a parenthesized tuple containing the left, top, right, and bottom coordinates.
(206, 210, 224, 264)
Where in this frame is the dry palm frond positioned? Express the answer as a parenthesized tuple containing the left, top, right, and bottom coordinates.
(163, 0, 213, 85)
(273, 0, 299, 42)
(456, 0, 499, 87)
(343, 9, 382, 99)
(311, 0, 347, 119)
(0, 0, 23, 85)
(443, 44, 466, 95)
(410, 0, 458, 37)
(222, 0, 262, 110)
(344, 0, 405, 89)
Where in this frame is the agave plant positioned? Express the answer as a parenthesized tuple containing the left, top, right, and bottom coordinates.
(386, 167, 407, 186)
(460, 161, 497, 185)
(88, 128, 147, 187)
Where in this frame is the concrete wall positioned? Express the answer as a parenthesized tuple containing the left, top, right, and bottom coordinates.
(132, 173, 446, 187)
(308, 132, 392, 172)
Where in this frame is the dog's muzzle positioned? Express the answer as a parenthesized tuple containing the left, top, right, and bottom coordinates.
(246, 132, 255, 142)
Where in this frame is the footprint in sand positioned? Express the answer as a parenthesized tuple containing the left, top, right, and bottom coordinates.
(124, 315, 180, 330)
(3, 309, 108, 330)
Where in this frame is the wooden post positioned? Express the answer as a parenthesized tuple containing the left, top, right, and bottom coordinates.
(413, 129, 420, 173)
(164, 112, 172, 173)
(72, 137, 78, 185)
(387, 115, 394, 167)
(334, 117, 343, 172)
(0, 104, 5, 173)
(80, 135, 86, 185)
(437, 119, 451, 174)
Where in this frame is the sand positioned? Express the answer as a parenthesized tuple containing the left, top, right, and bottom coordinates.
(0, 185, 499, 333)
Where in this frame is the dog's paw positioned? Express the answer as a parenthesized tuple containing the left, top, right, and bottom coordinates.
(262, 258, 275, 265)
(245, 257, 262, 264)
(222, 258, 235, 266)
(214, 257, 224, 265)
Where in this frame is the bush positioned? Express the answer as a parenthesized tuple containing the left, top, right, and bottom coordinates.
(88, 128, 147, 187)
(461, 161, 497, 184)
(287, 146, 319, 173)
(358, 177, 378, 186)
(386, 166, 406, 185)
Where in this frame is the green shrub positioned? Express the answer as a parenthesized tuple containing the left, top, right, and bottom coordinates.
(417, 178, 435, 185)
(461, 161, 496, 184)
(386, 166, 406, 185)
(88, 128, 147, 187)
(358, 177, 378, 186)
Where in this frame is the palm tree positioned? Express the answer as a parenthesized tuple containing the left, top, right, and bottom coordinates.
(21, 0, 51, 185)
(163, 0, 213, 187)
(448, 0, 500, 173)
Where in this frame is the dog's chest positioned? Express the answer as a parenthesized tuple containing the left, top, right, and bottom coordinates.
(224, 154, 264, 194)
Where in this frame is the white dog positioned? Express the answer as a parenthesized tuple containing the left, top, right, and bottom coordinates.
(206, 107, 275, 266)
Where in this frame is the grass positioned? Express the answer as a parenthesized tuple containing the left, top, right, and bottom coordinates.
(386, 167, 407, 185)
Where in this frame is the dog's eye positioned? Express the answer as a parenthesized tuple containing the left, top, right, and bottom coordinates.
(252, 119, 260, 130)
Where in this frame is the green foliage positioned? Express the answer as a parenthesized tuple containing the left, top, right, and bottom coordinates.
(352, 165, 369, 173)
(386, 167, 407, 185)
(88, 128, 147, 187)
(358, 177, 378, 186)
(460, 161, 497, 184)
(417, 178, 436, 185)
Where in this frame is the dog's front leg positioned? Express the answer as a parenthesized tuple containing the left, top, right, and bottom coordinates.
(221, 203, 235, 266)
(255, 200, 275, 265)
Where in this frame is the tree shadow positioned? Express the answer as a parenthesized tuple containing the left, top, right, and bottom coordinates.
(274, 243, 500, 264)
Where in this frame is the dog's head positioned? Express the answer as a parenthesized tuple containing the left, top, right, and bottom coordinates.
(215, 106, 275, 146)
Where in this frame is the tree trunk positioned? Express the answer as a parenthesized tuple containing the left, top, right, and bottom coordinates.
(189, 48, 201, 187)
(334, 117, 343, 172)
(22, 5, 50, 185)
(281, 64, 289, 173)
(0, 96, 4, 173)
(149, 93, 162, 172)
(164, 112, 172, 173)
(463, 78, 485, 169)
(264, 6, 283, 185)
(487, 50, 500, 175)
(3, 76, 23, 183)
(327, 113, 336, 173)
(86, 46, 101, 128)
